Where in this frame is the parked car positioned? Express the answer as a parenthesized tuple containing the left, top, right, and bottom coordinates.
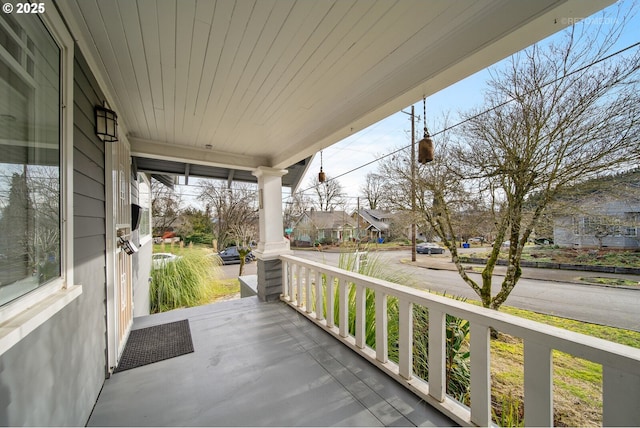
(416, 242, 445, 254)
(218, 246, 255, 265)
(152, 252, 180, 269)
(534, 237, 554, 245)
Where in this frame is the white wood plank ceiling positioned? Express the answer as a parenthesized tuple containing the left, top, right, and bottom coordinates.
(58, 0, 613, 172)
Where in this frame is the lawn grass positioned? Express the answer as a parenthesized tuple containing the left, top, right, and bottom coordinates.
(488, 305, 640, 426)
(153, 241, 214, 255)
(471, 246, 640, 268)
(201, 278, 241, 303)
(580, 276, 639, 287)
(501, 305, 640, 348)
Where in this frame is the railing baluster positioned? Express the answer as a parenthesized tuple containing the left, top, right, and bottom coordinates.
(470, 322, 491, 427)
(289, 262, 295, 302)
(398, 298, 413, 380)
(295, 264, 302, 306)
(291, 262, 297, 303)
(355, 283, 366, 349)
(375, 291, 388, 363)
(524, 340, 553, 427)
(326, 275, 335, 328)
(315, 270, 324, 321)
(428, 308, 446, 401)
(282, 260, 290, 300)
(603, 366, 640, 426)
(305, 266, 312, 313)
(338, 279, 348, 338)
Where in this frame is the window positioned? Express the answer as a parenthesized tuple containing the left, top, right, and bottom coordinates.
(137, 173, 151, 239)
(576, 214, 638, 238)
(624, 212, 639, 237)
(0, 1, 78, 354)
(0, 11, 61, 306)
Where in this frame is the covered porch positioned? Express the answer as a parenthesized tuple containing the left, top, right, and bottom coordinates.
(89, 255, 640, 427)
(88, 297, 455, 427)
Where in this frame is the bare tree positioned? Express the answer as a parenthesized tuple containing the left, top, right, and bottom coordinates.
(198, 181, 258, 249)
(360, 172, 386, 210)
(376, 123, 476, 243)
(151, 179, 182, 236)
(284, 192, 311, 229)
(229, 223, 256, 276)
(309, 175, 346, 211)
(438, 8, 640, 310)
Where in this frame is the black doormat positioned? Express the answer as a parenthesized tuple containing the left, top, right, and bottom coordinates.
(114, 319, 194, 373)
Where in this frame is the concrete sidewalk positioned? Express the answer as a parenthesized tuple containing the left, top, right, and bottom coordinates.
(404, 255, 640, 289)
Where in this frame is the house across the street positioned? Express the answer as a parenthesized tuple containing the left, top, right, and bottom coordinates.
(292, 209, 356, 246)
(553, 169, 640, 249)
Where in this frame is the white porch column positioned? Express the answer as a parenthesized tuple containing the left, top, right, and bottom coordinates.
(252, 166, 292, 301)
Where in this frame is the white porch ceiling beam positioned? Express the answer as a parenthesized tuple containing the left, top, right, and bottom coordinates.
(130, 137, 268, 171)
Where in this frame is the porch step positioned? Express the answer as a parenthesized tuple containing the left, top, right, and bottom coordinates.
(239, 274, 258, 297)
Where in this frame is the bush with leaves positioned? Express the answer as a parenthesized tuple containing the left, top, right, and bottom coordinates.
(333, 250, 471, 402)
(150, 251, 216, 313)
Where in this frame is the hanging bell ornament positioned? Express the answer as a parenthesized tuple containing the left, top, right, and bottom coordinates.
(419, 96, 434, 164)
(318, 150, 327, 183)
(418, 133, 434, 163)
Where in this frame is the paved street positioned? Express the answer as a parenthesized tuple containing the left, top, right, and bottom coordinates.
(291, 249, 640, 332)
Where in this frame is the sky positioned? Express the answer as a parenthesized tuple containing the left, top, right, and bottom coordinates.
(176, 0, 639, 211)
(292, 69, 488, 208)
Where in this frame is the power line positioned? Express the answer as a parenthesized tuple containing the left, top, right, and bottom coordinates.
(288, 40, 640, 201)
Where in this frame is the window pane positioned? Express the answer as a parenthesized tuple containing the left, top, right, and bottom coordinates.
(0, 13, 61, 306)
(138, 174, 151, 238)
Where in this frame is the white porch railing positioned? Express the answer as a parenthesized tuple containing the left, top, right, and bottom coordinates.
(280, 255, 640, 427)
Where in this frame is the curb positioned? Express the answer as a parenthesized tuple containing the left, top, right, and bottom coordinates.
(402, 259, 640, 290)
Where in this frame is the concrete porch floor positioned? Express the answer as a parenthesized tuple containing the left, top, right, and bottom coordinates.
(87, 297, 456, 427)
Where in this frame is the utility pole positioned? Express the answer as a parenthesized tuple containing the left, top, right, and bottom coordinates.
(401, 106, 417, 262)
(356, 196, 360, 250)
(410, 105, 416, 262)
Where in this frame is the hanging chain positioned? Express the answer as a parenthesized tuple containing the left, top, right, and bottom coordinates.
(423, 96, 428, 138)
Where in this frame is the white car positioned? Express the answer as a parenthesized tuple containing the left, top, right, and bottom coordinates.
(152, 252, 179, 269)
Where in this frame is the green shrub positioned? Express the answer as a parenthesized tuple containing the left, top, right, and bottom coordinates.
(184, 232, 214, 245)
(492, 393, 524, 427)
(412, 299, 471, 402)
(334, 250, 471, 401)
(150, 251, 215, 313)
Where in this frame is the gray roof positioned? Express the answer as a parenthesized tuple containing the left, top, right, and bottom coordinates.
(296, 210, 357, 229)
(357, 209, 392, 232)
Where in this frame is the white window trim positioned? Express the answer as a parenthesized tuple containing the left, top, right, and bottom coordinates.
(0, 0, 81, 356)
(138, 172, 152, 244)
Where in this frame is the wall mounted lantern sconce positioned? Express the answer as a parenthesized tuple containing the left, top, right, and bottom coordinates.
(95, 102, 118, 142)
